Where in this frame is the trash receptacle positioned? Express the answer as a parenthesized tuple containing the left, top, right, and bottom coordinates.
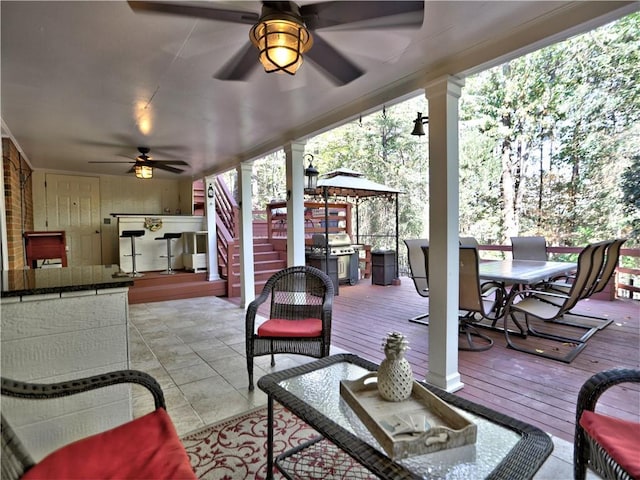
(371, 250, 395, 286)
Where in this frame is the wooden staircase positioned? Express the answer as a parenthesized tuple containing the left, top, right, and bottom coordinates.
(127, 178, 289, 304)
(227, 238, 287, 297)
(127, 238, 286, 304)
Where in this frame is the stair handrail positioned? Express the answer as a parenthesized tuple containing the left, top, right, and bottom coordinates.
(215, 177, 238, 237)
(214, 177, 239, 285)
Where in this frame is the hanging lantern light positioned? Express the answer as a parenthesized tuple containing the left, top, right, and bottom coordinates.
(304, 154, 318, 191)
(249, 3, 313, 76)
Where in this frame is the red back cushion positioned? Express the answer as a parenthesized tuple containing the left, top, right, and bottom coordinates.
(580, 410, 640, 478)
(23, 408, 195, 480)
(257, 318, 322, 337)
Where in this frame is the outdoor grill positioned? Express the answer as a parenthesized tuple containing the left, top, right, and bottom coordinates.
(311, 233, 359, 285)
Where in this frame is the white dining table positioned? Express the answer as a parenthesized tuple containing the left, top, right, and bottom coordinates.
(476, 259, 576, 331)
(479, 259, 576, 285)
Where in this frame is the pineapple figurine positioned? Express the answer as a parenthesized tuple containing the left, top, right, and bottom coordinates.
(377, 331, 414, 402)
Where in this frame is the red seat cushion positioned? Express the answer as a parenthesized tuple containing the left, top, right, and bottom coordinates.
(257, 318, 322, 337)
(23, 408, 195, 480)
(580, 410, 640, 478)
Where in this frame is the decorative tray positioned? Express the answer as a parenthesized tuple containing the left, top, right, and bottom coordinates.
(339, 373, 477, 459)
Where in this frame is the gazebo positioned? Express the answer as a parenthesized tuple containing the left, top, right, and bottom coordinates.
(307, 168, 402, 280)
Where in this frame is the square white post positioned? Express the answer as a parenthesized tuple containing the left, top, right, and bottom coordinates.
(424, 75, 465, 392)
(238, 162, 255, 308)
(284, 141, 307, 267)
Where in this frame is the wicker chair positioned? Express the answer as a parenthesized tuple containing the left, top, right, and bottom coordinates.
(246, 265, 334, 390)
(1, 370, 195, 480)
(574, 368, 640, 480)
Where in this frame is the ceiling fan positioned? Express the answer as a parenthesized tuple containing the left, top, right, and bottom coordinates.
(89, 147, 189, 178)
(128, 1, 424, 85)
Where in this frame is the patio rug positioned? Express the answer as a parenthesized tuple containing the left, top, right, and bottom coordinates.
(181, 403, 377, 479)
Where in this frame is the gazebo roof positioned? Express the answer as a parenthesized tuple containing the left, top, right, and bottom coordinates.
(312, 168, 401, 199)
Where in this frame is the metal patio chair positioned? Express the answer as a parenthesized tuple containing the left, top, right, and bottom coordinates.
(547, 238, 625, 329)
(245, 266, 334, 390)
(422, 246, 504, 351)
(501, 241, 609, 362)
(510, 236, 548, 261)
(404, 238, 430, 325)
(457, 246, 505, 351)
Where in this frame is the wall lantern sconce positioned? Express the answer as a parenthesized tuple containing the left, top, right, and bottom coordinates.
(304, 153, 319, 192)
(250, 3, 313, 76)
(207, 184, 214, 198)
(411, 112, 429, 136)
(135, 165, 153, 179)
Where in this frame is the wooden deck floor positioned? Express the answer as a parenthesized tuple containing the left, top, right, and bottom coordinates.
(251, 276, 640, 443)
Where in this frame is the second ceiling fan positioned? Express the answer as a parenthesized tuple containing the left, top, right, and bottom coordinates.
(89, 147, 188, 179)
(128, 1, 425, 85)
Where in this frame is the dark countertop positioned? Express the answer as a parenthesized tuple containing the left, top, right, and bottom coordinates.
(1, 265, 134, 298)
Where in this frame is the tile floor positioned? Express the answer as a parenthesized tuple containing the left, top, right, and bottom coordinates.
(129, 296, 597, 479)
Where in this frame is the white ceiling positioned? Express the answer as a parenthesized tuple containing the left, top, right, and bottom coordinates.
(2, 1, 637, 180)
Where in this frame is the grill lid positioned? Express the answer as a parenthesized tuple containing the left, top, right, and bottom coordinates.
(313, 233, 352, 247)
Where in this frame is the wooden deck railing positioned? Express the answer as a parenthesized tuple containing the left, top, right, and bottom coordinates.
(265, 201, 352, 241)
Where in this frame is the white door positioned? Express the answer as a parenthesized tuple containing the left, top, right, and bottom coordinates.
(46, 174, 102, 266)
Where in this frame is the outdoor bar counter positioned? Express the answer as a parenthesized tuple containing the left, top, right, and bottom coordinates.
(1, 265, 134, 461)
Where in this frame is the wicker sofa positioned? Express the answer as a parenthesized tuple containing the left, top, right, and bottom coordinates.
(1, 370, 195, 480)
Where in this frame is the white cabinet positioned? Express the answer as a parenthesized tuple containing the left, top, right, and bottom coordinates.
(183, 231, 208, 272)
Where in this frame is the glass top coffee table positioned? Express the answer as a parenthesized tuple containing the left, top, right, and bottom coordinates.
(258, 354, 553, 480)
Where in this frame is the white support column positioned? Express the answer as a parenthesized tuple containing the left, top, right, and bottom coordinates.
(424, 75, 465, 392)
(238, 162, 255, 308)
(204, 175, 220, 281)
(284, 141, 307, 267)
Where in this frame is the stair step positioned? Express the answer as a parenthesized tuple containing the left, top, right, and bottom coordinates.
(233, 251, 282, 262)
(229, 280, 267, 298)
(130, 270, 206, 288)
(232, 243, 276, 254)
(128, 279, 226, 304)
(232, 259, 287, 271)
(229, 268, 285, 283)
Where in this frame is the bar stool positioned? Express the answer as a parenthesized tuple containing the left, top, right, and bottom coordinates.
(155, 233, 182, 274)
(120, 230, 145, 277)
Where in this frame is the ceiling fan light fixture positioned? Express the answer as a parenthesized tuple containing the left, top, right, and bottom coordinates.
(249, 6, 312, 76)
(135, 164, 153, 179)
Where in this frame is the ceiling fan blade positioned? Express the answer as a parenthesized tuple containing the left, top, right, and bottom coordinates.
(88, 161, 135, 164)
(127, 1, 258, 25)
(153, 164, 185, 174)
(214, 41, 258, 81)
(301, 1, 424, 31)
(305, 35, 363, 85)
(152, 160, 189, 166)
